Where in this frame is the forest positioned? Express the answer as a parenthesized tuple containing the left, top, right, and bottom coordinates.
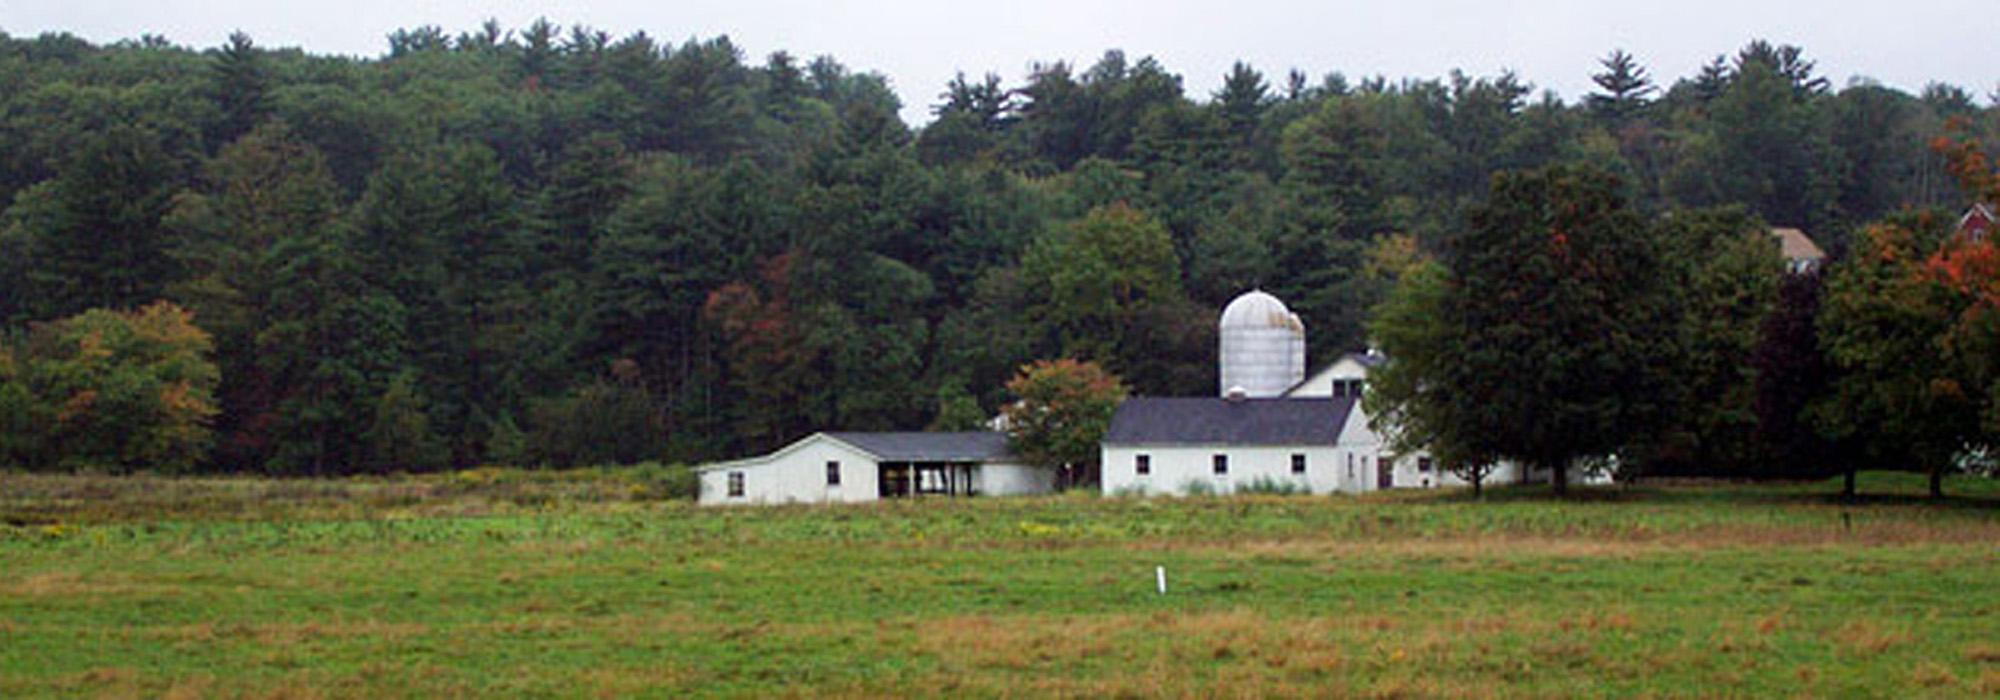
(0, 21, 1995, 477)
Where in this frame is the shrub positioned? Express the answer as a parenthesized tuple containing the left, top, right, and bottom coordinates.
(1180, 479, 1216, 497)
(1237, 476, 1308, 496)
(626, 461, 699, 501)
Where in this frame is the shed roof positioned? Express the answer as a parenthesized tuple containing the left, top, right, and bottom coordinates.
(1770, 228, 1826, 262)
(826, 431, 1014, 462)
(1102, 397, 1353, 446)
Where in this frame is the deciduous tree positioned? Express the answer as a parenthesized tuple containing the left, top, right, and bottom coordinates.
(1002, 359, 1126, 490)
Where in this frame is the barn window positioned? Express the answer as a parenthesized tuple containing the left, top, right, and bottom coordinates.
(1213, 454, 1229, 475)
(1135, 454, 1151, 476)
(1333, 381, 1347, 398)
(727, 471, 745, 498)
(1291, 453, 1307, 475)
(1418, 457, 1433, 473)
(826, 461, 841, 486)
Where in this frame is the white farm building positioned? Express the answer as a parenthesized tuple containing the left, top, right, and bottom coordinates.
(696, 432, 1052, 505)
(1101, 290, 1523, 496)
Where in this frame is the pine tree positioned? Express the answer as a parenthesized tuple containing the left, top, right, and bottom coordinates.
(210, 31, 268, 143)
(1587, 49, 1655, 126)
(362, 371, 448, 473)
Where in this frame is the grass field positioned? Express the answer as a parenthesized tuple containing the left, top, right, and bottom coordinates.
(2, 470, 1997, 698)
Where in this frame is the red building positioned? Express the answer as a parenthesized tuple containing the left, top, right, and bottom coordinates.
(1959, 203, 1995, 243)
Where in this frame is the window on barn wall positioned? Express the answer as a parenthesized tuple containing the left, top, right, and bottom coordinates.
(1333, 381, 1347, 398)
(1136, 454, 1151, 476)
(727, 472, 744, 497)
(826, 461, 841, 486)
(1213, 454, 1229, 475)
(1292, 454, 1307, 474)
(1418, 457, 1432, 473)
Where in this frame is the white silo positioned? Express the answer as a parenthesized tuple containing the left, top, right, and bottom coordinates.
(1219, 290, 1307, 397)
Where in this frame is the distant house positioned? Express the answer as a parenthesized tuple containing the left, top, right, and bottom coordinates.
(1958, 203, 1994, 243)
(696, 432, 1051, 505)
(1770, 227, 1826, 274)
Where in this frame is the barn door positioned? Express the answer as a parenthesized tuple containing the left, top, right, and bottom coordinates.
(1377, 457, 1393, 490)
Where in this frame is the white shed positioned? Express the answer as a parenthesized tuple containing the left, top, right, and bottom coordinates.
(696, 432, 1051, 506)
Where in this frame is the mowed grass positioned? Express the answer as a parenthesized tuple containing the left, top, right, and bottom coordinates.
(1, 472, 1997, 698)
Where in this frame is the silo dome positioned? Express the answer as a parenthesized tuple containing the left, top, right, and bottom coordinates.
(1219, 290, 1306, 397)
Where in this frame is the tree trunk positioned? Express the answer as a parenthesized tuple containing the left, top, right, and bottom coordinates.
(1841, 468, 1856, 500)
(1472, 471, 1483, 499)
(1929, 467, 1944, 500)
(1550, 460, 1568, 497)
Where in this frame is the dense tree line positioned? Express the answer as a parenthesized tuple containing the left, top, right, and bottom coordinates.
(1369, 141, 2000, 496)
(0, 23, 1993, 475)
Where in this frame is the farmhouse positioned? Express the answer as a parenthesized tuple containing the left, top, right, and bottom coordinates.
(696, 432, 1051, 505)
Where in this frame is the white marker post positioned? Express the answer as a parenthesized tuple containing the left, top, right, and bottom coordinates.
(1156, 566, 1167, 595)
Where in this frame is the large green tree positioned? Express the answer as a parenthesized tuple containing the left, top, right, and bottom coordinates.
(1019, 203, 1193, 392)
(1369, 165, 1675, 494)
(165, 122, 343, 468)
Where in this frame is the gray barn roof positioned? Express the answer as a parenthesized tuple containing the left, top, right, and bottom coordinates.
(826, 432, 1014, 462)
(1102, 397, 1353, 446)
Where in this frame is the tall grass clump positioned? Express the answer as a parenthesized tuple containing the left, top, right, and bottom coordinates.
(1236, 476, 1308, 495)
(1180, 479, 1216, 496)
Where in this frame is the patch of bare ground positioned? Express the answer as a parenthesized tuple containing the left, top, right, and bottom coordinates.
(893, 608, 1642, 696)
(141, 620, 431, 647)
(1833, 620, 1914, 656)
(1978, 668, 2000, 695)
(0, 570, 178, 598)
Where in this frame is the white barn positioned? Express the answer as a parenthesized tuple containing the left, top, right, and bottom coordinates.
(1100, 396, 1355, 495)
(696, 432, 1051, 506)
(1099, 290, 1528, 496)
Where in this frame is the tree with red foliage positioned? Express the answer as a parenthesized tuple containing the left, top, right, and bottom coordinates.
(1819, 127, 2000, 498)
(704, 253, 812, 453)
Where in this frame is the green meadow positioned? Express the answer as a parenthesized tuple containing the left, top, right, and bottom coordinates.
(1, 471, 1996, 698)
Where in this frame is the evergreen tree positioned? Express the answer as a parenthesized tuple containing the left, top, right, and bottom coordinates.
(165, 122, 343, 468)
(362, 371, 448, 473)
(209, 31, 268, 143)
(1587, 49, 1655, 126)
(7, 125, 181, 322)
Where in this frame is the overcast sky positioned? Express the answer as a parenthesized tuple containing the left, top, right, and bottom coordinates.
(5, 1, 1995, 124)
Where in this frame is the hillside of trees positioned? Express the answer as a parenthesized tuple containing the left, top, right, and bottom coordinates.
(0, 22, 1994, 475)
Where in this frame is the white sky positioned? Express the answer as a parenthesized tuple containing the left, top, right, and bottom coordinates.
(4, 1, 1995, 124)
